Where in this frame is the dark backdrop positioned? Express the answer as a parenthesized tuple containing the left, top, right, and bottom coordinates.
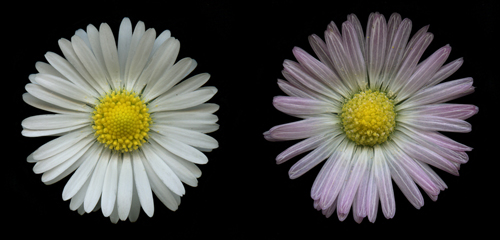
(6, 0, 497, 238)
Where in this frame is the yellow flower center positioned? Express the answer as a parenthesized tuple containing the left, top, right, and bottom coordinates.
(92, 89, 152, 152)
(340, 89, 396, 146)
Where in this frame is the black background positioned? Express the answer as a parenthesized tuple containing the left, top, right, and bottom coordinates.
(6, 0, 498, 238)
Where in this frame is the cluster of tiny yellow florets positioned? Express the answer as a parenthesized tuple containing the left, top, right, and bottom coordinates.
(92, 89, 151, 152)
(340, 89, 396, 146)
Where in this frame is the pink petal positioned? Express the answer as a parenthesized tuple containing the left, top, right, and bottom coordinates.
(266, 116, 338, 141)
(373, 146, 396, 219)
(273, 96, 337, 116)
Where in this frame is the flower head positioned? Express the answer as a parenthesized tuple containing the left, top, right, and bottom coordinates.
(22, 17, 219, 223)
(264, 12, 477, 223)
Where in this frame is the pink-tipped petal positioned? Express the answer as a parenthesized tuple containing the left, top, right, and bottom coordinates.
(336, 148, 370, 216)
(293, 47, 349, 99)
(400, 103, 478, 120)
(373, 146, 396, 219)
(390, 32, 434, 95)
(396, 45, 451, 101)
(365, 13, 387, 88)
(276, 134, 328, 164)
(289, 134, 342, 179)
(427, 57, 464, 87)
(380, 18, 412, 91)
(398, 115, 471, 133)
(273, 96, 337, 116)
(283, 60, 340, 101)
(308, 34, 335, 71)
(392, 132, 460, 176)
(266, 116, 338, 141)
(396, 77, 474, 111)
(384, 147, 424, 209)
(342, 21, 368, 90)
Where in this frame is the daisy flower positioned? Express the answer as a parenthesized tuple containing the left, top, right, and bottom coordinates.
(264, 12, 477, 223)
(21, 17, 219, 223)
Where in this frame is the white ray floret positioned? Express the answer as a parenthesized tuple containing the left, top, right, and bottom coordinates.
(22, 17, 219, 223)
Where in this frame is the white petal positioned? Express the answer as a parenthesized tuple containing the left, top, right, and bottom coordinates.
(152, 139, 202, 178)
(152, 125, 218, 150)
(22, 113, 90, 130)
(23, 93, 80, 115)
(35, 61, 65, 79)
(160, 73, 211, 100)
(133, 37, 180, 92)
(132, 151, 155, 217)
(141, 150, 180, 211)
(153, 103, 219, 116)
(83, 148, 111, 212)
(101, 152, 119, 217)
(124, 28, 156, 89)
(143, 58, 197, 102)
(32, 127, 93, 160)
(86, 24, 109, 81)
(33, 135, 94, 174)
(25, 84, 93, 113)
(128, 182, 142, 222)
(99, 22, 121, 89)
(74, 28, 91, 48)
(118, 18, 133, 80)
(150, 132, 208, 164)
(22, 124, 88, 137)
(149, 87, 217, 113)
(45, 50, 101, 97)
(149, 139, 199, 187)
(142, 144, 185, 196)
(151, 30, 171, 56)
(152, 112, 219, 134)
(69, 176, 90, 211)
(117, 153, 133, 221)
(109, 205, 120, 223)
(61, 145, 103, 201)
(71, 35, 111, 93)
(153, 112, 218, 125)
(125, 21, 146, 79)
(41, 141, 99, 185)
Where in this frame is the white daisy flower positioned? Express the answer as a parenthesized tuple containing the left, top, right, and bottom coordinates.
(21, 17, 219, 223)
(264, 12, 477, 223)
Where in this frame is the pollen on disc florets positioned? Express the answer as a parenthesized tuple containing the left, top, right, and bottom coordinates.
(92, 89, 152, 152)
(340, 89, 396, 147)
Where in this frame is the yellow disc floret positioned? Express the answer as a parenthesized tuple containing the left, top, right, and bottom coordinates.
(92, 89, 151, 152)
(340, 89, 396, 146)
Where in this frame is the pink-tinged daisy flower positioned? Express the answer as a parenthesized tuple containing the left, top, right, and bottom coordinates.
(21, 17, 219, 223)
(264, 12, 477, 223)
